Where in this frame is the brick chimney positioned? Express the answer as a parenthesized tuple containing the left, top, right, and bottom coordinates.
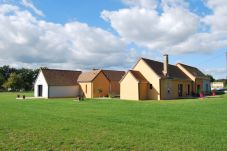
(163, 54, 169, 76)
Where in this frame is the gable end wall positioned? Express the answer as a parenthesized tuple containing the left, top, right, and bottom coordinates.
(133, 59, 161, 100)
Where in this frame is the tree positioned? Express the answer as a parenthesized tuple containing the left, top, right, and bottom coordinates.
(3, 73, 24, 91)
(206, 74, 215, 82)
(16, 68, 39, 91)
(0, 65, 16, 80)
(0, 73, 4, 90)
(0, 65, 40, 91)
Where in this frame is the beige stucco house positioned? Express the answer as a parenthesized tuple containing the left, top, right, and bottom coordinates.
(120, 55, 211, 100)
(78, 69, 125, 98)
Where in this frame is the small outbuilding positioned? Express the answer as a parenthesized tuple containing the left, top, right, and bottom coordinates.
(34, 69, 81, 98)
(78, 69, 125, 98)
(78, 70, 109, 98)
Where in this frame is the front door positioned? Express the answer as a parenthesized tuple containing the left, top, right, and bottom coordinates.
(178, 84, 183, 97)
(38, 85, 43, 97)
(197, 85, 201, 94)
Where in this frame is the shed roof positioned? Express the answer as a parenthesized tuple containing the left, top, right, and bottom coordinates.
(141, 58, 189, 80)
(129, 70, 148, 83)
(41, 69, 81, 86)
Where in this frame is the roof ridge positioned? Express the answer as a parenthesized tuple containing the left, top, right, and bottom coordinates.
(177, 63, 199, 69)
(141, 57, 177, 67)
(102, 69, 125, 72)
(41, 68, 81, 72)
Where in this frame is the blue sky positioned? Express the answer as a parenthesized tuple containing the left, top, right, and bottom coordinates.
(0, 0, 227, 79)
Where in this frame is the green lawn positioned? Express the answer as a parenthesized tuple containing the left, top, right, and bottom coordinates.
(0, 92, 227, 151)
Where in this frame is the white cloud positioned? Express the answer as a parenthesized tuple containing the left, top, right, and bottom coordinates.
(203, 67, 226, 79)
(102, 5, 200, 53)
(21, 0, 43, 16)
(1, 0, 227, 76)
(161, 0, 189, 10)
(0, 4, 132, 70)
(122, 0, 158, 9)
(102, 0, 227, 55)
(203, 0, 227, 32)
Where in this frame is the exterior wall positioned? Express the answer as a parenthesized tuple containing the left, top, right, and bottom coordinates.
(79, 82, 92, 98)
(195, 79, 203, 94)
(139, 83, 148, 100)
(160, 79, 193, 100)
(120, 72, 139, 100)
(34, 71, 48, 98)
(48, 85, 80, 98)
(92, 72, 110, 98)
(172, 80, 192, 99)
(133, 60, 161, 100)
(203, 80, 211, 94)
(160, 79, 172, 100)
(110, 81, 120, 95)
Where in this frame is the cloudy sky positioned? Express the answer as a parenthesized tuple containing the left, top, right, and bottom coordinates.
(0, 0, 226, 79)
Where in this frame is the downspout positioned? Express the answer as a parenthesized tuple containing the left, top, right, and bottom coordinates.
(48, 86, 49, 98)
(91, 83, 93, 98)
(138, 83, 140, 100)
(194, 79, 197, 95)
(159, 78, 161, 100)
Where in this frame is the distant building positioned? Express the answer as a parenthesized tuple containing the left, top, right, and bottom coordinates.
(211, 82, 224, 90)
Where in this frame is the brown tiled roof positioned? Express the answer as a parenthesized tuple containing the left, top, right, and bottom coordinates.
(177, 63, 206, 77)
(129, 70, 148, 83)
(102, 70, 125, 81)
(77, 70, 101, 82)
(41, 69, 81, 86)
(141, 58, 189, 79)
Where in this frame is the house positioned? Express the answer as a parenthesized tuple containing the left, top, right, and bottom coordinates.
(176, 63, 211, 94)
(78, 69, 125, 98)
(120, 55, 211, 100)
(34, 69, 81, 98)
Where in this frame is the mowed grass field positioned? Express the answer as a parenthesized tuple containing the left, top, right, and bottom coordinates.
(0, 92, 227, 151)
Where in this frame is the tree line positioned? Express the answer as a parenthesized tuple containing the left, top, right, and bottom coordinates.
(0, 65, 40, 92)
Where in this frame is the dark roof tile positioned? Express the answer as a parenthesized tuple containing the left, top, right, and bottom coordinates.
(178, 63, 206, 77)
(102, 70, 125, 81)
(41, 69, 81, 86)
(130, 70, 148, 83)
(141, 58, 189, 80)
